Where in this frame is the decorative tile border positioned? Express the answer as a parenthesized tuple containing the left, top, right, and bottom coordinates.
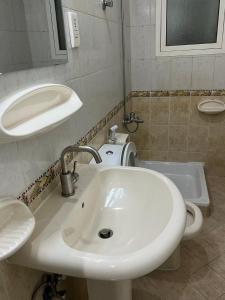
(17, 100, 124, 207)
(130, 89, 225, 97)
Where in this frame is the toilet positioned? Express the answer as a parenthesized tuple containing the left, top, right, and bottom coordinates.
(91, 141, 203, 270)
(91, 142, 137, 167)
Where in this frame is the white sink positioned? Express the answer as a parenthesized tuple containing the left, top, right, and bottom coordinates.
(10, 165, 186, 300)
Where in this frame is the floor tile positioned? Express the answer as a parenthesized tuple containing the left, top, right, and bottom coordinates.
(179, 246, 208, 277)
(132, 287, 162, 300)
(182, 233, 220, 266)
(209, 254, 225, 280)
(188, 266, 225, 299)
(178, 285, 206, 300)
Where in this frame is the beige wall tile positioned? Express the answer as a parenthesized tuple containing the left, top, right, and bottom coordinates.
(149, 151, 168, 161)
(207, 151, 225, 177)
(136, 150, 151, 160)
(169, 96, 190, 124)
(0, 262, 42, 300)
(150, 98, 170, 124)
(0, 270, 9, 300)
(208, 126, 225, 151)
(137, 112, 150, 128)
(168, 151, 188, 162)
(169, 125, 187, 151)
(188, 125, 208, 152)
(132, 97, 150, 113)
(149, 125, 169, 151)
(187, 152, 207, 163)
(132, 128, 150, 150)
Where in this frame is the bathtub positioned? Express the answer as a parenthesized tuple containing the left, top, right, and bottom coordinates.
(135, 160, 209, 208)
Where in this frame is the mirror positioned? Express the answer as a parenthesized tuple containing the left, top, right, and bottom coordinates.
(0, 0, 68, 75)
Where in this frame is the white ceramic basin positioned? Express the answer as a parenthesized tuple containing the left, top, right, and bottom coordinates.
(10, 165, 186, 299)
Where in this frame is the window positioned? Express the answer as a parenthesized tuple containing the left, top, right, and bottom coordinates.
(156, 0, 225, 56)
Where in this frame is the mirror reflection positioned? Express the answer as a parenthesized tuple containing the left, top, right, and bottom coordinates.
(0, 0, 68, 74)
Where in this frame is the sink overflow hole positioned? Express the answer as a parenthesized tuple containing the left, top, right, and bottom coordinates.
(98, 228, 113, 239)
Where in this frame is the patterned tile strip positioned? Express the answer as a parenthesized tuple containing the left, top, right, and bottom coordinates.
(130, 90, 225, 97)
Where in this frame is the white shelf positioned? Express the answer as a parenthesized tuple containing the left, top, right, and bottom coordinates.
(198, 99, 225, 114)
(0, 198, 35, 261)
(0, 84, 83, 143)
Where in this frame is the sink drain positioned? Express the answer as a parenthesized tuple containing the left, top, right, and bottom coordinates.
(98, 228, 113, 239)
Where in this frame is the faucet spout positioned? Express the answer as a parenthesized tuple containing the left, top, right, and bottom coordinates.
(60, 144, 102, 197)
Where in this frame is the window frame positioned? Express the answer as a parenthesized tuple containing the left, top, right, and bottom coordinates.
(156, 0, 225, 56)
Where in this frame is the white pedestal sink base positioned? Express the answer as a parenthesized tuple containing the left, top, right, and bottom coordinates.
(87, 279, 132, 300)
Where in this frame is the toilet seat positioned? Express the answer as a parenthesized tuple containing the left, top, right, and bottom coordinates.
(183, 201, 203, 240)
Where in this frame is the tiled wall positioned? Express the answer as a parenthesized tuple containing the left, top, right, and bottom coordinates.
(131, 94, 225, 177)
(127, 0, 225, 91)
(0, 0, 123, 299)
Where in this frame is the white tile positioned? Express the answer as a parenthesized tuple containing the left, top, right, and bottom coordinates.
(192, 56, 215, 90)
(150, 0, 156, 25)
(151, 58, 171, 90)
(0, 32, 12, 68)
(0, 0, 14, 31)
(131, 59, 151, 90)
(87, 0, 106, 20)
(17, 135, 56, 187)
(124, 26, 131, 60)
(130, 25, 155, 59)
(130, 0, 151, 26)
(125, 59, 131, 95)
(10, 32, 31, 65)
(28, 32, 51, 63)
(0, 143, 26, 197)
(123, 0, 131, 26)
(105, 0, 121, 23)
(171, 57, 193, 90)
(62, 0, 88, 12)
(11, 0, 27, 31)
(23, 0, 48, 32)
(213, 55, 225, 89)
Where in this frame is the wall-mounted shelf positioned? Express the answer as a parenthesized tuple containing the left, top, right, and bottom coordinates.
(0, 198, 35, 261)
(197, 99, 225, 114)
(0, 84, 83, 143)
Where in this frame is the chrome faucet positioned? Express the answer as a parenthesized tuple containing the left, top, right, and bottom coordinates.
(60, 145, 102, 197)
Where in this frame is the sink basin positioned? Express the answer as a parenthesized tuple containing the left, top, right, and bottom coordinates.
(10, 165, 186, 300)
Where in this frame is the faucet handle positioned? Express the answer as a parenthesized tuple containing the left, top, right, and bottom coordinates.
(72, 161, 79, 183)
